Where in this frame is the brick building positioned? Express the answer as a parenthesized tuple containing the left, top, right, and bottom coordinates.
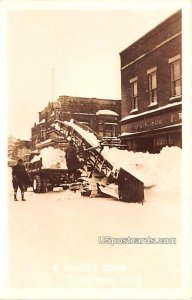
(31, 96, 121, 150)
(119, 10, 182, 153)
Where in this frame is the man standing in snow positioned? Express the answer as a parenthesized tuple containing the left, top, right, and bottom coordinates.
(12, 159, 30, 201)
(65, 140, 80, 183)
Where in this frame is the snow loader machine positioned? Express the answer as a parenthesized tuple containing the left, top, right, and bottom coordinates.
(51, 119, 144, 203)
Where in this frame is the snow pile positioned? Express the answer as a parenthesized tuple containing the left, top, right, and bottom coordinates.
(31, 147, 67, 169)
(102, 146, 181, 191)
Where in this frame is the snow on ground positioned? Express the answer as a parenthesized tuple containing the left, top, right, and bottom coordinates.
(8, 145, 181, 289)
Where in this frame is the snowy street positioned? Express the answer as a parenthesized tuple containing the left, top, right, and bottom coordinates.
(4, 4, 190, 298)
(8, 147, 181, 289)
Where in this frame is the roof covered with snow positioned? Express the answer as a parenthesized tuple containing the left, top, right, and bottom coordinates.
(96, 110, 119, 116)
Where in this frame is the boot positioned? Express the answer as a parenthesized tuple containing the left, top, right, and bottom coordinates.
(21, 193, 26, 201)
(14, 193, 18, 201)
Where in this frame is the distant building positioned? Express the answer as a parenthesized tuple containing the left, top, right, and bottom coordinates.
(31, 96, 121, 150)
(17, 140, 32, 162)
(8, 136, 32, 164)
(8, 135, 18, 163)
(119, 10, 182, 153)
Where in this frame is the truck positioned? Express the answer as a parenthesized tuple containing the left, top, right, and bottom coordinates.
(26, 151, 69, 193)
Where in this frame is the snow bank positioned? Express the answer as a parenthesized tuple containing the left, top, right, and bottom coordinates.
(31, 147, 67, 169)
(102, 146, 181, 192)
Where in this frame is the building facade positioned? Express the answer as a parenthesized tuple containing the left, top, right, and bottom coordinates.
(31, 96, 121, 150)
(119, 10, 182, 153)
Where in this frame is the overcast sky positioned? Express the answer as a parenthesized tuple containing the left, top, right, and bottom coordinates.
(5, 1, 182, 140)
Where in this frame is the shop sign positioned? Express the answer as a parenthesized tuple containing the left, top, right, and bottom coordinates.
(126, 110, 182, 133)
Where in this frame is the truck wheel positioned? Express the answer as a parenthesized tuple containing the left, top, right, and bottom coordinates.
(33, 175, 42, 193)
(41, 179, 48, 193)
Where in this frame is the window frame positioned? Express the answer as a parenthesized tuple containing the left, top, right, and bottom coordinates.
(170, 59, 181, 97)
(130, 77, 138, 112)
(147, 67, 157, 106)
(40, 126, 46, 141)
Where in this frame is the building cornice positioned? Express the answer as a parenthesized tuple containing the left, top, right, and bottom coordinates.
(121, 32, 181, 71)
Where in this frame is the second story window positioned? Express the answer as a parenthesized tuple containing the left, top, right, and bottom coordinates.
(148, 67, 157, 105)
(169, 55, 181, 98)
(130, 77, 138, 112)
(40, 127, 46, 141)
(171, 59, 181, 97)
